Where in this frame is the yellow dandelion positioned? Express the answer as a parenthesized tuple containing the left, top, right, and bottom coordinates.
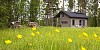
(32, 27, 36, 31)
(93, 33, 97, 37)
(55, 29, 60, 33)
(5, 40, 12, 44)
(31, 32, 35, 36)
(68, 38, 72, 42)
(36, 31, 40, 35)
(81, 46, 86, 50)
(83, 32, 88, 37)
(17, 34, 22, 39)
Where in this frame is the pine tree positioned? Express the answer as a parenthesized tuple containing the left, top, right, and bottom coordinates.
(87, 0, 98, 27)
(30, 0, 40, 22)
(97, 8, 100, 26)
(92, 0, 98, 27)
(68, 0, 73, 10)
(0, 0, 13, 27)
(43, 0, 59, 26)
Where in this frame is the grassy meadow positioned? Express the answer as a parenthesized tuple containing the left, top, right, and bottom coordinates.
(0, 26, 100, 50)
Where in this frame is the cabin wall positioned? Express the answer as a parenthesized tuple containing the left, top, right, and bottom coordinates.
(71, 18, 87, 27)
(60, 13, 71, 27)
(56, 17, 60, 27)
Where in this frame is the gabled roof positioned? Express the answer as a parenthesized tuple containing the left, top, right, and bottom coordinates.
(54, 11, 88, 19)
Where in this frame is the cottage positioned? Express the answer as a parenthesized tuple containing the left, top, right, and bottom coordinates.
(54, 11, 88, 27)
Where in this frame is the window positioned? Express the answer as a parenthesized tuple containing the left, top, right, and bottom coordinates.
(72, 20, 75, 25)
(79, 20, 85, 26)
(62, 21, 67, 24)
(83, 20, 85, 26)
(79, 20, 82, 25)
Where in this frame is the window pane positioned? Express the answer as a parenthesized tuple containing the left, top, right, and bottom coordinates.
(72, 20, 75, 25)
(62, 21, 63, 23)
(79, 20, 81, 25)
(83, 20, 85, 26)
(62, 21, 67, 24)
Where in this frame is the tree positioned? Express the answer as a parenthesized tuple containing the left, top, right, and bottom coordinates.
(97, 8, 100, 26)
(87, 0, 99, 27)
(0, 0, 13, 28)
(68, 0, 74, 11)
(29, 0, 40, 22)
(77, 0, 87, 12)
(43, 0, 59, 26)
(0, 0, 41, 28)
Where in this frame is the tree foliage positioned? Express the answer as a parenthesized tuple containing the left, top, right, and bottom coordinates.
(0, 0, 13, 27)
(77, 0, 87, 12)
(43, 0, 59, 26)
(87, 0, 98, 27)
(30, 0, 40, 22)
(0, 0, 40, 28)
(68, 0, 74, 10)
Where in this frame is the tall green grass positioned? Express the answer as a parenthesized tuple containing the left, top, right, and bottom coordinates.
(0, 26, 100, 50)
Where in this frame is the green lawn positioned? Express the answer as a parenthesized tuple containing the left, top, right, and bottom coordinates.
(0, 26, 100, 50)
